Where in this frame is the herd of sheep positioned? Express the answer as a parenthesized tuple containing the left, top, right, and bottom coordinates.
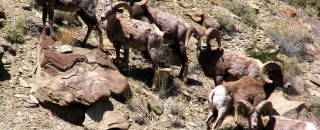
(33, 0, 317, 129)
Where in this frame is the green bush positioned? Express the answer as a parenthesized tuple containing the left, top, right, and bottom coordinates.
(1, 20, 25, 44)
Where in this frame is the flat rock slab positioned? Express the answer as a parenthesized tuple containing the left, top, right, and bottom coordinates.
(34, 35, 129, 106)
(268, 91, 308, 120)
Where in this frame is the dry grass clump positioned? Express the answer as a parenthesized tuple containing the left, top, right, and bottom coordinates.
(1, 19, 25, 44)
(133, 115, 146, 125)
(56, 27, 77, 45)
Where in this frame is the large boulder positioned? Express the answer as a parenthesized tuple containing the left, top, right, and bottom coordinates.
(83, 101, 130, 130)
(33, 35, 129, 106)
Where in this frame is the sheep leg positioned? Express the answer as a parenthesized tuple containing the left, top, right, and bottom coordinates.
(47, 4, 55, 38)
(77, 10, 93, 47)
(205, 111, 215, 130)
(123, 43, 130, 75)
(148, 48, 159, 90)
(42, 8, 48, 34)
(170, 43, 188, 82)
(114, 44, 121, 67)
(212, 108, 228, 129)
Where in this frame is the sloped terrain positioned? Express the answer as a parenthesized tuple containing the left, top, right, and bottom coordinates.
(0, 0, 320, 129)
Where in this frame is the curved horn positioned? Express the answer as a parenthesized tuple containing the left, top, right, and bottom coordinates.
(259, 61, 283, 84)
(112, 2, 133, 18)
(133, 0, 148, 6)
(256, 100, 273, 117)
(235, 100, 254, 122)
(205, 28, 221, 48)
(185, 26, 204, 47)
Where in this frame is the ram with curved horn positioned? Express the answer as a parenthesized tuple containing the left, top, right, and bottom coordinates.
(235, 100, 317, 130)
(205, 61, 290, 130)
(130, 0, 190, 82)
(101, 1, 164, 90)
(185, 26, 277, 86)
(235, 100, 273, 130)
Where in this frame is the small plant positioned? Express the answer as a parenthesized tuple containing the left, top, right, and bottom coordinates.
(56, 27, 77, 45)
(1, 19, 25, 44)
(310, 101, 320, 117)
(212, 12, 236, 33)
(224, 0, 258, 27)
(171, 118, 183, 128)
(133, 115, 146, 125)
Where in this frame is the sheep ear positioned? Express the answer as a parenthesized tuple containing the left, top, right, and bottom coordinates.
(205, 28, 221, 48)
(235, 100, 253, 121)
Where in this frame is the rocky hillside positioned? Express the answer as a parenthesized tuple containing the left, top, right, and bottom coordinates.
(0, 0, 320, 129)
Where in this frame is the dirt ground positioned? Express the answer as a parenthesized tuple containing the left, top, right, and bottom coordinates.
(0, 0, 320, 129)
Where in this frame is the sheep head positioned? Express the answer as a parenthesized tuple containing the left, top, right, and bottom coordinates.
(185, 26, 221, 54)
(101, 2, 133, 21)
(235, 100, 273, 130)
(259, 61, 291, 89)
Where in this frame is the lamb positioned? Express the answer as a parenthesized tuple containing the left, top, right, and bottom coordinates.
(205, 61, 290, 129)
(100, 1, 163, 90)
(185, 26, 267, 86)
(235, 100, 317, 130)
(34, 0, 103, 49)
(129, 0, 190, 82)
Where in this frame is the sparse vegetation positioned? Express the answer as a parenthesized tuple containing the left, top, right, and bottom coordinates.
(212, 12, 236, 33)
(133, 115, 146, 125)
(264, 21, 311, 58)
(285, 0, 320, 17)
(310, 101, 320, 117)
(223, 0, 258, 28)
(56, 27, 77, 45)
(1, 19, 25, 44)
(171, 118, 183, 128)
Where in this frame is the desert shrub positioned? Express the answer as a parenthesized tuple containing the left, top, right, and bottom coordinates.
(27, 0, 42, 11)
(265, 22, 311, 59)
(133, 115, 146, 125)
(212, 12, 236, 33)
(24, 19, 41, 37)
(56, 27, 77, 45)
(1, 19, 25, 44)
(223, 0, 258, 27)
(171, 118, 183, 128)
(285, 0, 320, 17)
(310, 101, 320, 117)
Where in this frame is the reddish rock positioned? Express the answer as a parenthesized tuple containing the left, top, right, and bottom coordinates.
(34, 35, 129, 106)
(283, 7, 297, 17)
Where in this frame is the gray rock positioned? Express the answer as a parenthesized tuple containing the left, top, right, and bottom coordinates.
(148, 93, 163, 115)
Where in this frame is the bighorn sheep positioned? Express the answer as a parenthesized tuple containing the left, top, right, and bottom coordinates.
(185, 26, 268, 86)
(235, 100, 317, 130)
(100, 1, 163, 90)
(130, 0, 190, 82)
(34, 0, 103, 48)
(205, 61, 290, 129)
